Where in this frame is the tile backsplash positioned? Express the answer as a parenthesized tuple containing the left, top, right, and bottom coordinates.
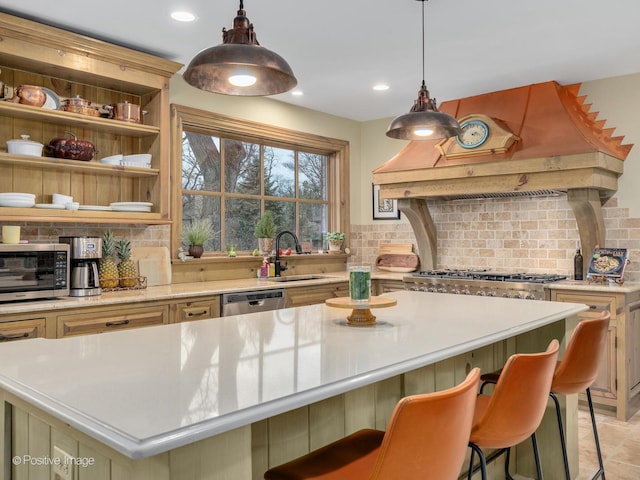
(4, 223, 170, 250)
(351, 194, 640, 282)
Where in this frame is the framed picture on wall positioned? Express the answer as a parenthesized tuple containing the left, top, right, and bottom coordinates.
(372, 184, 400, 220)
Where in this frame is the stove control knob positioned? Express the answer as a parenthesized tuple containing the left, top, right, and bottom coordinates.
(487, 290, 497, 297)
(409, 285, 420, 291)
(502, 292, 511, 298)
(437, 285, 447, 293)
(428, 286, 437, 293)
(526, 293, 537, 300)
(420, 286, 430, 292)
(512, 292, 524, 299)
(476, 289, 487, 296)
(451, 288, 461, 295)
(461, 285, 471, 295)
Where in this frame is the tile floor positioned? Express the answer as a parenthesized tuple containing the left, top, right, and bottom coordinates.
(511, 408, 640, 479)
(574, 408, 640, 479)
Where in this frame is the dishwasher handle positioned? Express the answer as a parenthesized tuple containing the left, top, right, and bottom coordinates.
(249, 299, 265, 307)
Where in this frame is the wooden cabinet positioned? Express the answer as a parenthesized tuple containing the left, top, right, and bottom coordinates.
(173, 297, 221, 323)
(551, 287, 640, 420)
(0, 318, 46, 342)
(285, 283, 349, 308)
(0, 13, 181, 224)
(56, 303, 169, 337)
(373, 279, 405, 295)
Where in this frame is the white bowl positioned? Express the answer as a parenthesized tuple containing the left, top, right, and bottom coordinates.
(0, 192, 36, 199)
(122, 153, 152, 164)
(52, 193, 73, 205)
(6, 135, 43, 157)
(100, 154, 123, 165)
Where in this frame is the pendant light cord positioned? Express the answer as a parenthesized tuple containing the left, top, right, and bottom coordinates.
(421, 0, 425, 82)
(240, 0, 244, 9)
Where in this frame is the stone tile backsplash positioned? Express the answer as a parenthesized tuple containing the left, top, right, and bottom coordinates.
(11, 223, 170, 250)
(351, 194, 640, 282)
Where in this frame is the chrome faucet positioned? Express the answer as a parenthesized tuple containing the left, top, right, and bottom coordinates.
(274, 230, 303, 276)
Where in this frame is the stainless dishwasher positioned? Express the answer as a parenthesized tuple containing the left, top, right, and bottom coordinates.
(221, 289, 285, 316)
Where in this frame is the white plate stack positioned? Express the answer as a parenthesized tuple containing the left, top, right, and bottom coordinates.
(0, 193, 35, 208)
(110, 202, 153, 212)
(121, 154, 152, 169)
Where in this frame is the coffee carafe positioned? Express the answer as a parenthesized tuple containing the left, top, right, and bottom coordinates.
(59, 236, 102, 297)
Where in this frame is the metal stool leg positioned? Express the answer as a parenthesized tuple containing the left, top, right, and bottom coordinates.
(531, 432, 543, 479)
(586, 388, 606, 480)
(468, 442, 488, 480)
(550, 392, 572, 479)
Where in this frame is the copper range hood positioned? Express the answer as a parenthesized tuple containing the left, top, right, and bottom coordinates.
(372, 81, 633, 271)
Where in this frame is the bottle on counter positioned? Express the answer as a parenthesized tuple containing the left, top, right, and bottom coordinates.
(574, 245, 584, 281)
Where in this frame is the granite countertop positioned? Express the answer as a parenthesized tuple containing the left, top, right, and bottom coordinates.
(0, 271, 407, 316)
(0, 290, 587, 459)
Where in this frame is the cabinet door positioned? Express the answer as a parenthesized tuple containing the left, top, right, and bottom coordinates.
(552, 292, 617, 400)
(176, 297, 221, 323)
(628, 301, 640, 394)
(285, 283, 349, 308)
(0, 318, 46, 342)
(57, 304, 169, 337)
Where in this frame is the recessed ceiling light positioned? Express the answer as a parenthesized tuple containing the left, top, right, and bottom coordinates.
(171, 11, 197, 22)
(373, 84, 390, 91)
(291, 90, 304, 97)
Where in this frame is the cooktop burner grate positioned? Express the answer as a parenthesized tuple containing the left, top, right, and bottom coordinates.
(411, 270, 567, 284)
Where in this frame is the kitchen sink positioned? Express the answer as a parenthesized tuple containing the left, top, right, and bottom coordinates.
(268, 275, 331, 282)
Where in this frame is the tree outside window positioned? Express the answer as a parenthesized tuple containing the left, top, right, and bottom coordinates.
(181, 131, 330, 253)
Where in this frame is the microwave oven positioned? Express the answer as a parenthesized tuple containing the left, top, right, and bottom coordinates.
(0, 243, 70, 302)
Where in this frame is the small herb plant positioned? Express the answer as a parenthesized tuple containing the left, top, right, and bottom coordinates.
(184, 218, 215, 246)
(254, 211, 276, 238)
(326, 232, 345, 241)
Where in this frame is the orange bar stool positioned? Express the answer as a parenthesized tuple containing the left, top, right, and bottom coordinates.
(480, 313, 610, 480)
(263, 368, 480, 480)
(548, 313, 610, 479)
(467, 339, 560, 480)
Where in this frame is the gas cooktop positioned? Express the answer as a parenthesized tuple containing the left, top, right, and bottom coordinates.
(410, 270, 567, 284)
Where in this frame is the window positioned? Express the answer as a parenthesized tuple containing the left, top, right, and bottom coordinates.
(172, 106, 349, 257)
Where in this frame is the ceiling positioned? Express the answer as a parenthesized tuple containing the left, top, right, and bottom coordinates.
(1, 0, 640, 122)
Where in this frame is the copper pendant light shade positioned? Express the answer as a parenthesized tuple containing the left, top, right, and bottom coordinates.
(386, 1, 460, 140)
(183, 1, 297, 96)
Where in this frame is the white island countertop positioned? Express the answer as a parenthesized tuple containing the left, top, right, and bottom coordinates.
(0, 291, 586, 459)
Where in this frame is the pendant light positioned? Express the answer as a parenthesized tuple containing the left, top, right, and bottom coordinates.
(386, 0, 460, 140)
(183, 0, 297, 96)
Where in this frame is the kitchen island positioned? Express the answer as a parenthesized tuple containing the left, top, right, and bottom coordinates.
(0, 291, 586, 479)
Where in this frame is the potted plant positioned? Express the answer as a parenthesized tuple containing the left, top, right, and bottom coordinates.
(326, 232, 345, 253)
(254, 211, 276, 255)
(184, 218, 214, 258)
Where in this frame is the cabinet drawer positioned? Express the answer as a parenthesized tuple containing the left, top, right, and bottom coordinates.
(0, 318, 46, 342)
(177, 298, 221, 323)
(553, 292, 616, 320)
(285, 283, 349, 308)
(57, 305, 169, 337)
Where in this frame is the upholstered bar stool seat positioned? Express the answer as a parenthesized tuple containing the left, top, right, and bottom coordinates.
(264, 368, 481, 480)
(468, 339, 560, 480)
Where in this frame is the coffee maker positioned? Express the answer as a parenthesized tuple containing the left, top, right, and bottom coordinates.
(59, 236, 102, 297)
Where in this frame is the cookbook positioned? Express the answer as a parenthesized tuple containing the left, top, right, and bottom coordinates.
(586, 247, 628, 279)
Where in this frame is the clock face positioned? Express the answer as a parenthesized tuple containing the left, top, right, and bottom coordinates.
(456, 120, 490, 149)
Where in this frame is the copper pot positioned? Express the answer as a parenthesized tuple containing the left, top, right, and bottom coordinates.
(104, 101, 142, 124)
(60, 95, 100, 117)
(11, 85, 46, 107)
(45, 131, 95, 161)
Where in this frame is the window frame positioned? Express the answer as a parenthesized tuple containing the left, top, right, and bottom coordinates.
(170, 104, 350, 260)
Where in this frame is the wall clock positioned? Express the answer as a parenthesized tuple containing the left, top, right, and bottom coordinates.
(456, 119, 490, 149)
